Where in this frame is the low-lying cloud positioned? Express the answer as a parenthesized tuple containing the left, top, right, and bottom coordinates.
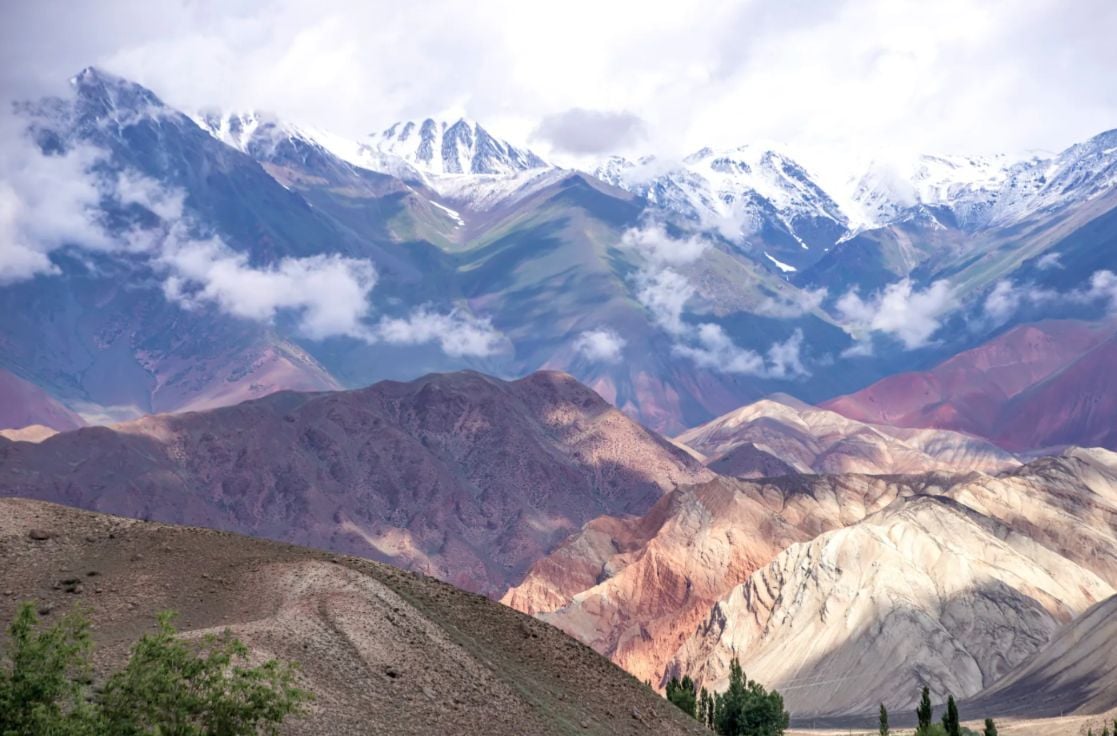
(375, 307, 503, 357)
(983, 270, 1117, 326)
(756, 286, 827, 318)
(621, 222, 708, 266)
(621, 224, 810, 378)
(533, 108, 647, 155)
(674, 325, 807, 378)
(836, 278, 956, 350)
(573, 328, 627, 364)
(162, 236, 377, 340)
(0, 115, 109, 283)
(1, 123, 502, 355)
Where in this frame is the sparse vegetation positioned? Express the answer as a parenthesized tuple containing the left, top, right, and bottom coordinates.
(0, 602, 310, 735)
(666, 674, 698, 718)
(670, 658, 788, 735)
(916, 686, 934, 735)
(942, 695, 961, 736)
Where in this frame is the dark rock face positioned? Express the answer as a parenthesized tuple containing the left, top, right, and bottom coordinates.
(0, 370, 710, 596)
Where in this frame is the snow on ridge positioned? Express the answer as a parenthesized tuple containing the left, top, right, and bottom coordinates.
(765, 252, 797, 273)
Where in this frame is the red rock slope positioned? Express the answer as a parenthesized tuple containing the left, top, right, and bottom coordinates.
(823, 320, 1117, 449)
(0, 368, 84, 432)
(0, 370, 709, 596)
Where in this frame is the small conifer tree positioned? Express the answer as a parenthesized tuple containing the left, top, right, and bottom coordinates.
(941, 695, 960, 736)
(915, 686, 933, 735)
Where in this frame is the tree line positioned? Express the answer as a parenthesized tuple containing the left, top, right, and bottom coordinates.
(665, 658, 789, 736)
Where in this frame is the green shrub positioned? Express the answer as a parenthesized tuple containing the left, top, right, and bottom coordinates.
(0, 603, 310, 736)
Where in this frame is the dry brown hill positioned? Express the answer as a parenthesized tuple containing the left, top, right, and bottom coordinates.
(0, 497, 706, 736)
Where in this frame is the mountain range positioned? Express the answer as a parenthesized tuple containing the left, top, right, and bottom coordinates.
(4, 66, 1117, 734)
(4, 368, 1116, 730)
(5, 67, 1117, 442)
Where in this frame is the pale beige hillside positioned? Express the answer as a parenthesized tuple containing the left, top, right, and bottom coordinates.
(670, 495, 1113, 718)
(675, 395, 1019, 476)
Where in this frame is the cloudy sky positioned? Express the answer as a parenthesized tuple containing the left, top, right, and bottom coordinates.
(3, 0, 1117, 179)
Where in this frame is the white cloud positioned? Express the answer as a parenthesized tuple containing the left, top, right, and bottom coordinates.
(4, 1, 1115, 183)
(672, 325, 809, 378)
(160, 234, 377, 339)
(573, 328, 627, 363)
(1036, 252, 1063, 271)
(620, 223, 708, 266)
(374, 307, 503, 357)
(756, 286, 827, 318)
(836, 278, 955, 349)
(1083, 270, 1117, 312)
(766, 329, 809, 378)
(673, 323, 765, 375)
(981, 272, 1117, 326)
(634, 268, 695, 335)
(533, 109, 646, 154)
(622, 223, 810, 378)
(0, 117, 109, 283)
(983, 279, 1023, 326)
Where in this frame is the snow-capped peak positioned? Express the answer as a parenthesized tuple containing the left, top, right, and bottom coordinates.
(64, 66, 176, 129)
(366, 118, 548, 176)
(592, 144, 849, 268)
(846, 151, 1048, 229)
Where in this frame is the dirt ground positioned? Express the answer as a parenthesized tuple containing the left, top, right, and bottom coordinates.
(0, 497, 706, 736)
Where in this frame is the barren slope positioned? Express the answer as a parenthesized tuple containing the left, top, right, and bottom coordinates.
(508, 450, 1117, 693)
(965, 594, 1117, 718)
(676, 396, 1018, 476)
(0, 498, 707, 736)
(0, 370, 710, 596)
(670, 495, 1113, 718)
(504, 474, 912, 683)
(0, 368, 84, 432)
(823, 320, 1117, 451)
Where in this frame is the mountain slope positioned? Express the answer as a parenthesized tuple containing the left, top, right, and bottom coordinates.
(507, 450, 1117, 693)
(670, 495, 1113, 718)
(596, 146, 848, 272)
(0, 368, 85, 431)
(502, 473, 907, 684)
(0, 497, 706, 736)
(965, 594, 1117, 718)
(366, 118, 548, 175)
(676, 394, 1018, 475)
(824, 320, 1117, 450)
(0, 370, 710, 596)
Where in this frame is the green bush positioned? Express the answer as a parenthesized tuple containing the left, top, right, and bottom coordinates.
(0, 603, 310, 736)
(666, 674, 697, 718)
(664, 658, 788, 736)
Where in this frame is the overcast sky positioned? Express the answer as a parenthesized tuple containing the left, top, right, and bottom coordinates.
(3, 0, 1117, 180)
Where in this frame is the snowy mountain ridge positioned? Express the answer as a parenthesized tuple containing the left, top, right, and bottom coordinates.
(73, 65, 1117, 250)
